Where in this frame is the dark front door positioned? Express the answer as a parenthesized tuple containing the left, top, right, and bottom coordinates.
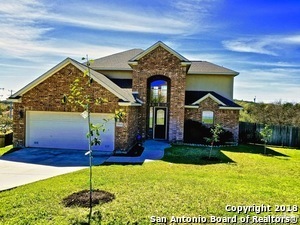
(154, 107, 167, 139)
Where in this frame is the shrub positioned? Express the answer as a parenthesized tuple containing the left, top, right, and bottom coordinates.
(184, 120, 233, 145)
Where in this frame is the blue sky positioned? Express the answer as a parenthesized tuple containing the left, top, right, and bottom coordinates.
(1, 0, 300, 102)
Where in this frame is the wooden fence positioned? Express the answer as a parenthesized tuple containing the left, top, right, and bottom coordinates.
(239, 122, 300, 147)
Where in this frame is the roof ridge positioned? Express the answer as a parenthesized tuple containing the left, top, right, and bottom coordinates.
(94, 48, 144, 61)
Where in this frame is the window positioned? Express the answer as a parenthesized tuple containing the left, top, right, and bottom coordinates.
(149, 107, 153, 128)
(202, 111, 214, 124)
(150, 80, 168, 103)
(156, 109, 165, 125)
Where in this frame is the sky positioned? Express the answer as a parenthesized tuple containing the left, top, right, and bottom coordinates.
(0, 0, 300, 103)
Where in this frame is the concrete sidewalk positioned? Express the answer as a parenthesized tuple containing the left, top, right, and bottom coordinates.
(0, 140, 170, 191)
(105, 140, 170, 164)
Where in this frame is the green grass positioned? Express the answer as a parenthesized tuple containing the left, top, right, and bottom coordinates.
(0, 145, 299, 224)
(0, 145, 13, 156)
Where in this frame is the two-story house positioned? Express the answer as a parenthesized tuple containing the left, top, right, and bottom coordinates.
(10, 41, 241, 152)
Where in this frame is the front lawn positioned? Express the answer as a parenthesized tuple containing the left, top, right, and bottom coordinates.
(0, 145, 299, 224)
(0, 145, 13, 156)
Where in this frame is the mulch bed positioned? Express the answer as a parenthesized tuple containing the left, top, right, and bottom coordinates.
(62, 189, 115, 208)
(113, 144, 144, 157)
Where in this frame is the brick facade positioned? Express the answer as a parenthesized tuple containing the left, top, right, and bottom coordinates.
(13, 64, 135, 150)
(185, 97, 240, 142)
(114, 106, 140, 150)
(131, 46, 187, 142)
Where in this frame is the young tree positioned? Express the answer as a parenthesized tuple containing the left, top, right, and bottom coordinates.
(260, 124, 273, 155)
(205, 124, 223, 159)
(63, 56, 125, 215)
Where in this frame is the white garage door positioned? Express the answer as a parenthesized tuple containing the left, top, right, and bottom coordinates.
(26, 111, 115, 152)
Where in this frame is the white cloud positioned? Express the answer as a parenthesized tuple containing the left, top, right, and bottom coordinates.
(0, 0, 209, 60)
(236, 60, 300, 68)
(0, 1, 52, 57)
(47, 8, 187, 35)
(283, 35, 300, 44)
(222, 34, 300, 55)
(234, 81, 300, 103)
(234, 67, 300, 102)
(222, 39, 278, 56)
(170, 0, 220, 33)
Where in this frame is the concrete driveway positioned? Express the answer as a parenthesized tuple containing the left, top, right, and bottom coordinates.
(0, 140, 169, 191)
(0, 148, 110, 191)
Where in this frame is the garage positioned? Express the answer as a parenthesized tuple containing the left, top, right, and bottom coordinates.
(26, 111, 115, 152)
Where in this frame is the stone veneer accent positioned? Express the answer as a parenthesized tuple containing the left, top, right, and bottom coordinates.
(131, 46, 188, 142)
(185, 97, 240, 142)
(13, 63, 135, 150)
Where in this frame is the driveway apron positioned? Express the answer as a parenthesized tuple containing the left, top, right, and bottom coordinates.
(0, 148, 110, 191)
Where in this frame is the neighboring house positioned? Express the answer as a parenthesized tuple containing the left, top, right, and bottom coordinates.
(9, 41, 242, 152)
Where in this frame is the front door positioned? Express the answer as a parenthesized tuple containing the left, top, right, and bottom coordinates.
(154, 107, 167, 139)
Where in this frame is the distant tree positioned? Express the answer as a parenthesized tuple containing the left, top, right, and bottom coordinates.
(0, 103, 9, 116)
(292, 103, 300, 126)
(0, 116, 12, 134)
(0, 102, 12, 133)
(236, 100, 300, 127)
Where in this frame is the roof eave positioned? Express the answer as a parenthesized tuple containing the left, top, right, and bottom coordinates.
(185, 105, 243, 110)
(128, 61, 138, 66)
(7, 98, 22, 103)
(192, 93, 226, 106)
(118, 102, 142, 106)
(92, 67, 133, 71)
(185, 105, 198, 109)
(181, 62, 192, 67)
(188, 72, 239, 76)
(219, 106, 243, 110)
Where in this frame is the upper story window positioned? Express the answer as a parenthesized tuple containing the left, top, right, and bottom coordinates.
(150, 80, 168, 103)
(202, 111, 214, 124)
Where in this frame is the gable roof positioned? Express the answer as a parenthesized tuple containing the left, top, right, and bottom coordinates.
(128, 41, 191, 65)
(185, 91, 242, 109)
(10, 58, 136, 103)
(91, 49, 143, 70)
(188, 61, 239, 76)
(88, 41, 238, 76)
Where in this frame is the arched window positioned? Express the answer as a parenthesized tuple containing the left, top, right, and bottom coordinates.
(150, 80, 168, 104)
(202, 111, 214, 124)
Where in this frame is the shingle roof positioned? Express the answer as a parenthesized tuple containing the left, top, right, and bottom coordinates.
(188, 61, 239, 75)
(10, 58, 136, 103)
(185, 91, 242, 108)
(91, 49, 238, 76)
(91, 49, 143, 70)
